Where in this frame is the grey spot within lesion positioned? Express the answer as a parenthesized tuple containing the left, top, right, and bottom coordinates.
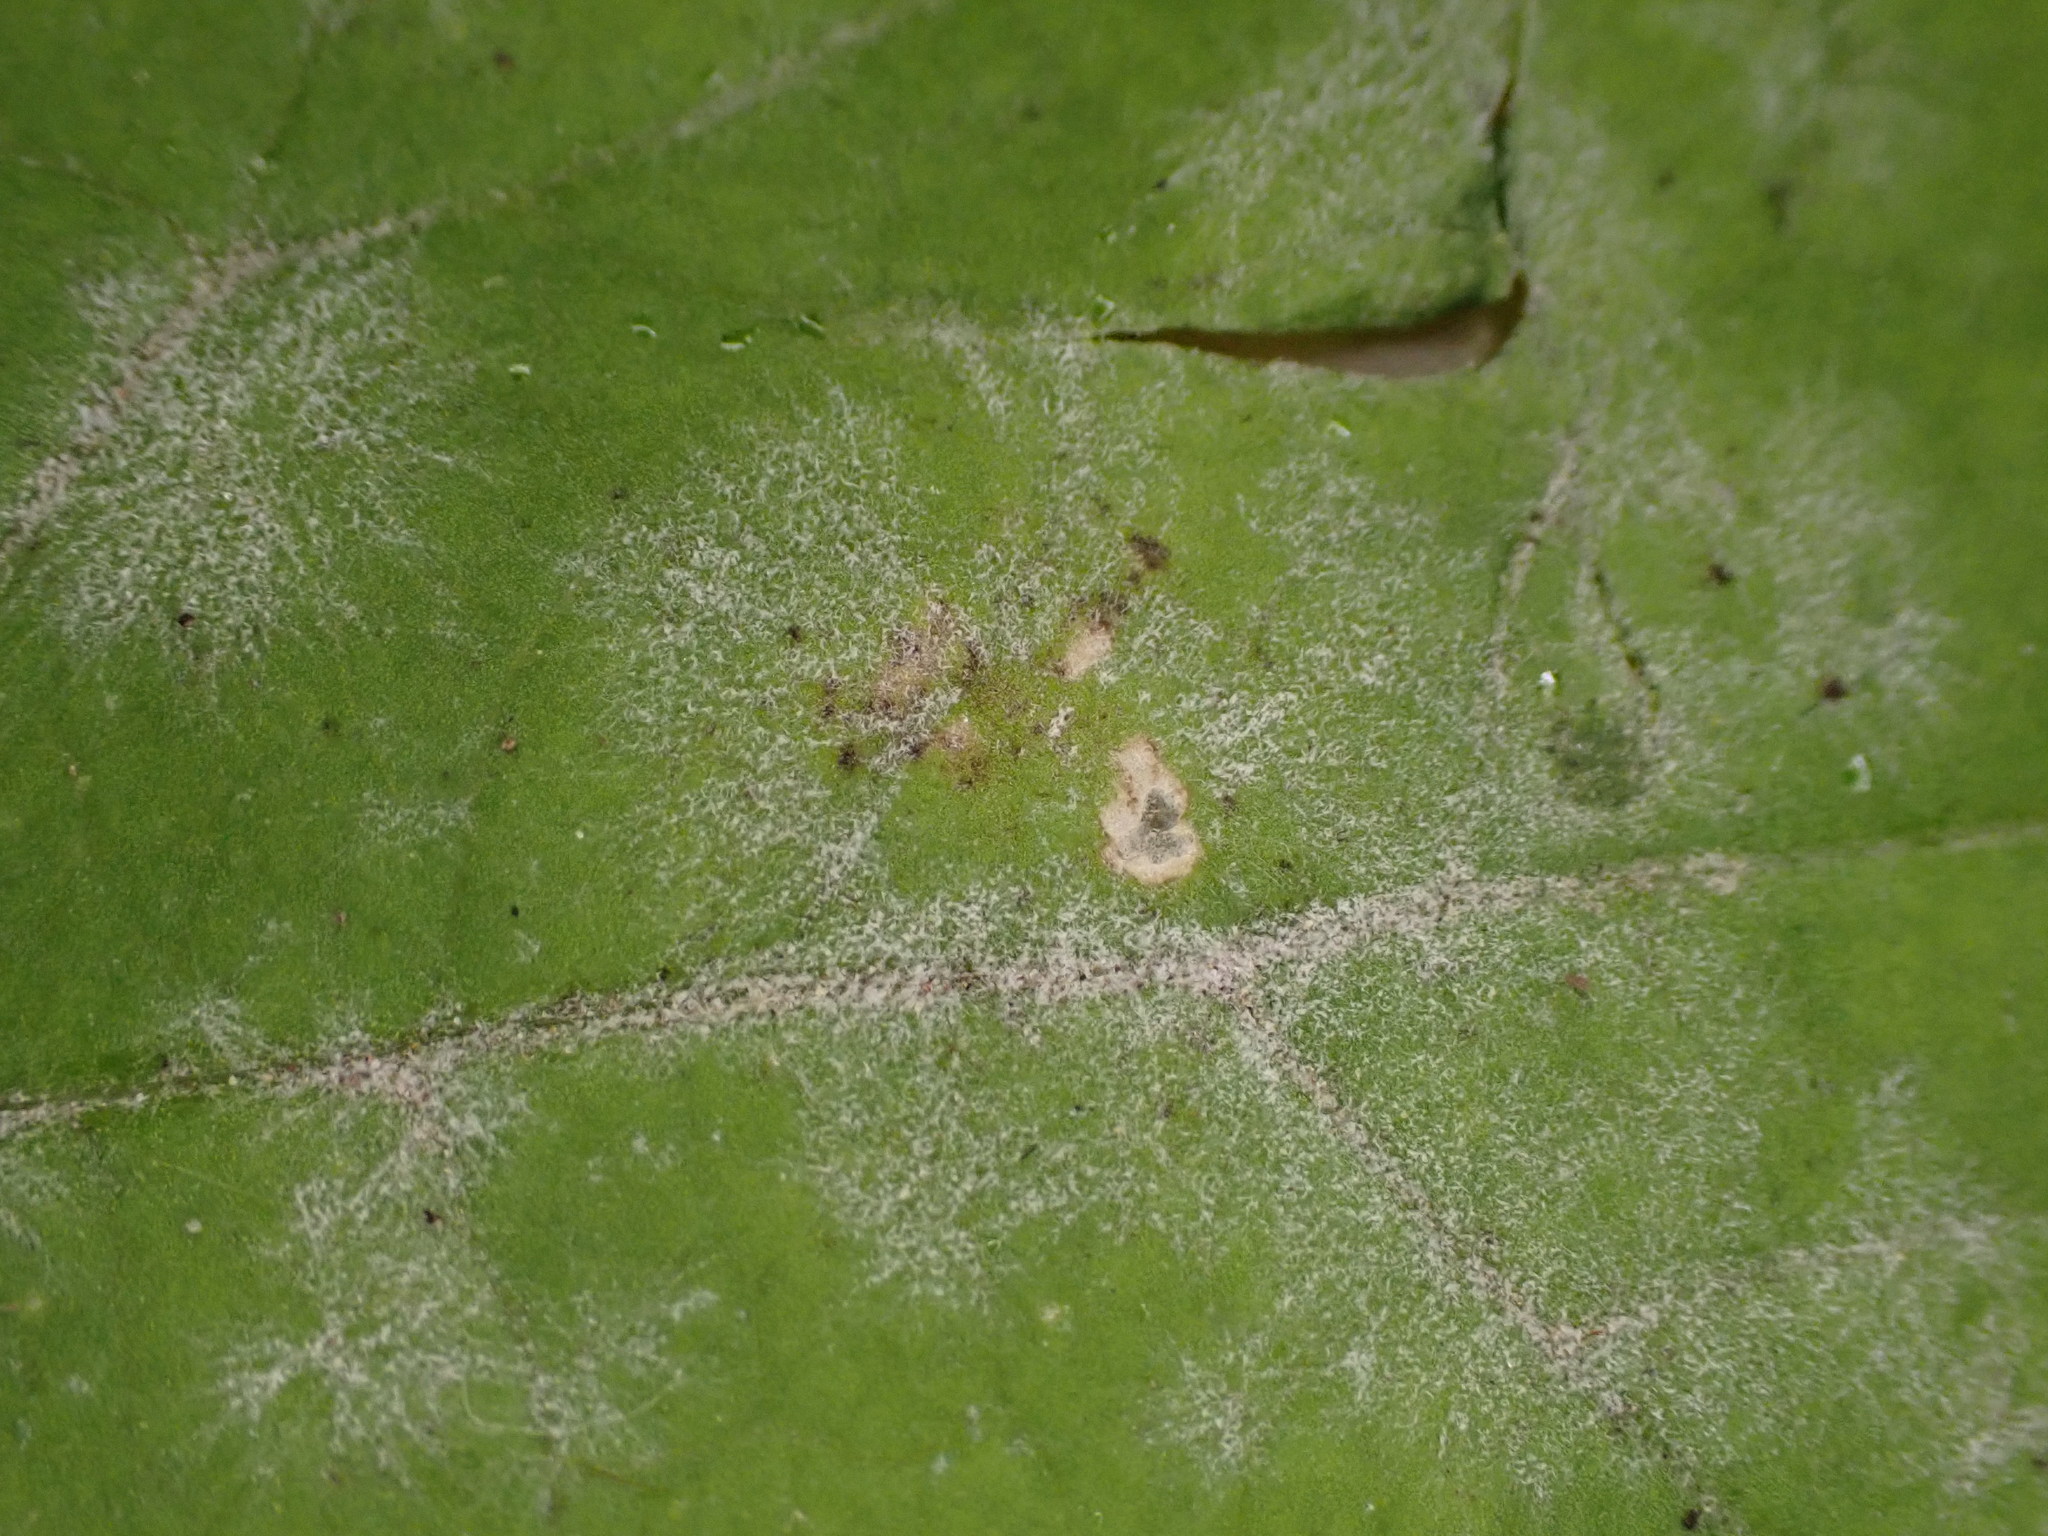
(1135, 788, 1192, 863)
(1101, 737, 1202, 885)
(1141, 788, 1179, 831)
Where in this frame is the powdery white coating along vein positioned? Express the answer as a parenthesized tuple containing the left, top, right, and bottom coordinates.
(1231, 989, 1642, 1392)
(14, 826, 2045, 1139)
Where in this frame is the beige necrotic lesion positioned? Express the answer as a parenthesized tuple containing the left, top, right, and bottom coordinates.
(1100, 736, 1201, 885)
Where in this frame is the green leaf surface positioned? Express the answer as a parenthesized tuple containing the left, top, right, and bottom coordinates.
(3, 0, 2046, 1530)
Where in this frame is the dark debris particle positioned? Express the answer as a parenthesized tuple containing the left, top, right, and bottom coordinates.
(1680, 1510, 1701, 1531)
(500, 735, 519, 753)
(1705, 561, 1735, 586)
(786, 623, 805, 643)
(176, 610, 196, 628)
(609, 485, 628, 501)
(836, 742, 861, 771)
(510, 905, 520, 917)
(320, 716, 339, 734)
(492, 49, 516, 72)
(1765, 179, 1795, 231)
(1127, 532, 1170, 572)
(423, 1208, 443, 1226)
(1819, 676, 1850, 702)
(1104, 274, 1527, 378)
(1563, 972, 1591, 996)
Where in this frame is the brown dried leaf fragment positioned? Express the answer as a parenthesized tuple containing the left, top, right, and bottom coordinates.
(1099, 737, 1201, 886)
(1102, 274, 1527, 378)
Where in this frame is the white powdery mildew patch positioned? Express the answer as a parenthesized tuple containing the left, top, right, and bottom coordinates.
(1269, 895, 1779, 1307)
(1604, 1075, 2048, 1502)
(358, 790, 475, 848)
(757, 852, 2047, 1506)
(771, 991, 1615, 1491)
(1454, 90, 1957, 826)
(574, 282, 1578, 971)
(1156, 1337, 1288, 1474)
(1712, 400, 1952, 712)
(0, 1139, 71, 1252)
(1149, 5, 1953, 840)
(223, 1049, 691, 1473)
(23, 239, 445, 664)
(1137, 452, 1523, 888)
(1672, 0, 1943, 189)
(1259, 891, 2048, 1507)
(1162, 0, 1511, 324)
(1033, 0, 1960, 860)
(933, 309, 1176, 641)
(775, 998, 1205, 1303)
(565, 388, 934, 906)
(566, 322, 1169, 946)
(160, 992, 280, 1074)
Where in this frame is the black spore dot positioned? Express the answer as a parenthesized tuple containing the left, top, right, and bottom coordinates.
(837, 742, 861, 770)
(1680, 1510, 1701, 1531)
(510, 905, 520, 917)
(610, 485, 628, 500)
(1819, 676, 1849, 702)
(176, 610, 196, 628)
(1706, 561, 1735, 586)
